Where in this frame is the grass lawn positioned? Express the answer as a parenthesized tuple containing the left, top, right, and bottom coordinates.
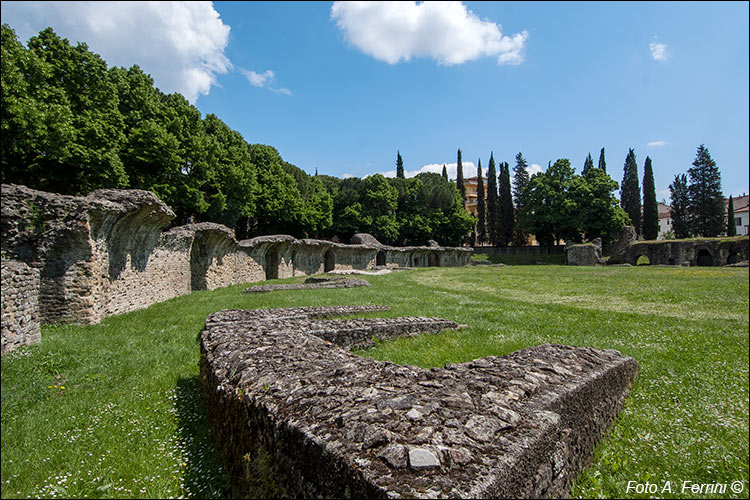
(1, 265, 748, 498)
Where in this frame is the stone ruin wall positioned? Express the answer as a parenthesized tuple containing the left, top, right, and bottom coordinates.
(1, 183, 472, 354)
(1, 259, 40, 354)
(566, 225, 749, 266)
(200, 306, 639, 498)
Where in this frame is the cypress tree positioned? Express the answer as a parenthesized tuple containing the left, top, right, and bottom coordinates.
(669, 173, 690, 239)
(642, 156, 659, 240)
(582, 153, 594, 175)
(598, 147, 606, 173)
(620, 148, 641, 236)
(499, 161, 515, 246)
(442, 163, 448, 181)
(486, 153, 499, 245)
(476, 159, 486, 245)
(396, 151, 405, 179)
(727, 195, 736, 236)
(687, 144, 724, 237)
(512, 152, 530, 245)
(456, 148, 466, 203)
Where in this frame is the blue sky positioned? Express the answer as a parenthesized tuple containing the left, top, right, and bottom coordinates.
(2, 1, 748, 200)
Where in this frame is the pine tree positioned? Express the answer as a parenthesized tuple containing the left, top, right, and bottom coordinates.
(442, 163, 448, 181)
(582, 153, 594, 175)
(727, 195, 736, 236)
(620, 148, 641, 236)
(396, 151, 405, 179)
(512, 152, 530, 245)
(499, 161, 515, 245)
(598, 147, 606, 173)
(642, 156, 659, 240)
(669, 173, 690, 239)
(486, 153, 499, 245)
(687, 144, 724, 237)
(456, 148, 466, 204)
(476, 159, 486, 245)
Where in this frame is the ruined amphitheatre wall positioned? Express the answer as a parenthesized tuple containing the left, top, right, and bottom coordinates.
(1, 184, 472, 353)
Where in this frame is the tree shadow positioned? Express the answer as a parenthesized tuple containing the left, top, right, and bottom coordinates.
(173, 376, 231, 498)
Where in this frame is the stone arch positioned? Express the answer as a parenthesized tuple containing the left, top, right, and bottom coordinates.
(635, 254, 651, 266)
(428, 252, 439, 267)
(726, 245, 742, 265)
(265, 246, 279, 280)
(376, 250, 386, 267)
(324, 248, 335, 273)
(696, 249, 713, 267)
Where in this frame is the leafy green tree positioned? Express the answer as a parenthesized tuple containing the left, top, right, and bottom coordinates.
(688, 144, 724, 237)
(456, 148, 466, 204)
(362, 174, 399, 243)
(727, 195, 736, 236)
(642, 156, 659, 240)
(669, 173, 690, 239)
(582, 153, 594, 175)
(476, 159, 486, 245)
(620, 148, 641, 236)
(499, 162, 515, 246)
(571, 167, 628, 243)
(249, 144, 305, 236)
(512, 152, 530, 245)
(486, 153, 499, 245)
(396, 151, 405, 179)
(598, 147, 607, 173)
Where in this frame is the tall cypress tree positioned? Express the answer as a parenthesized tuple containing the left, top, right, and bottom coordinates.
(456, 148, 466, 203)
(642, 156, 659, 240)
(669, 173, 690, 239)
(486, 153, 499, 245)
(442, 163, 448, 181)
(688, 144, 724, 237)
(499, 161, 515, 246)
(727, 195, 736, 236)
(476, 159, 486, 245)
(598, 147, 607, 172)
(582, 153, 594, 175)
(620, 148, 641, 236)
(512, 152, 530, 245)
(396, 151, 405, 179)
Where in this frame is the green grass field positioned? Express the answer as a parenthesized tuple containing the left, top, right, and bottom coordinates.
(1, 265, 748, 499)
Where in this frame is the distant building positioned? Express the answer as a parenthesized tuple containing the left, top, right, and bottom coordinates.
(656, 194, 750, 238)
(463, 176, 488, 217)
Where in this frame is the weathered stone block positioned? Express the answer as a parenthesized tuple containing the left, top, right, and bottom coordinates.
(200, 306, 639, 498)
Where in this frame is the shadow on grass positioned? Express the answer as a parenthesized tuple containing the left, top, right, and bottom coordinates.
(174, 376, 231, 498)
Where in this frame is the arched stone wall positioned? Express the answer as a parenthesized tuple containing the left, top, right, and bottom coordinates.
(620, 237, 749, 266)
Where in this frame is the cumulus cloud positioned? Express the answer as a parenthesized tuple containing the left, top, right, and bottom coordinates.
(379, 162, 475, 179)
(647, 140, 669, 148)
(1, 1, 231, 103)
(240, 68, 293, 95)
(649, 42, 669, 62)
(527, 163, 544, 175)
(330, 1, 528, 66)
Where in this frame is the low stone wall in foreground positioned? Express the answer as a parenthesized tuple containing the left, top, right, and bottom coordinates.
(200, 306, 639, 498)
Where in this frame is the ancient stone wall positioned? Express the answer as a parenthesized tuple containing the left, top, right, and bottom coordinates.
(1, 184, 472, 353)
(618, 236, 749, 266)
(1, 259, 41, 354)
(200, 306, 639, 498)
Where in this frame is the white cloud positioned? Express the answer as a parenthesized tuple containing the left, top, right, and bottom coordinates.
(527, 163, 543, 175)
(330, 1, 528, 66)
(649, 42, 669, 62)
(1, 1, 231, 103)
(240, 68, 293, 95)
(647, 140, 669, 148)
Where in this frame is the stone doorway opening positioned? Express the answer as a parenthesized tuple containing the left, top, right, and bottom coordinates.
(324, 249, 335, 273)
(376, 250, 386, 267)
(696, 249, 713, 267)
(265, 247, 279, 280)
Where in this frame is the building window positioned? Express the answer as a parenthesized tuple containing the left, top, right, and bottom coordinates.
(735, 217, 742, 226)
